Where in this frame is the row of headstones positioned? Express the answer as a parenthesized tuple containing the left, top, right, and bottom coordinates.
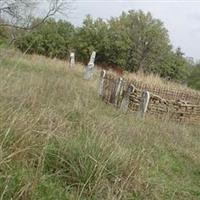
(69, 51, 96, 80)
(69, 52, 150, 117)
(98, 70, 151, 118)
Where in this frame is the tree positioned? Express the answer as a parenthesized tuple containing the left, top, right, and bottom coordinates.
(188, 63, 200, 90)
(14, 9, 190, 82)
(107, 10, 172, 73)
(0, 0, 72, 43)
(75, 11, 189, 81)
(74, 15, 109, 63)
(16, 18, 75, 59)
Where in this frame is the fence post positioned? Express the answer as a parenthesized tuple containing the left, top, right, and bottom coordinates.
(137, 91, 150, 118)
(84, 51, 96, 80)
(99, 70, 106, 96)
(115, 77, 123, 106)
(120, 84, 135, 113)
(69, 52, 75, 68)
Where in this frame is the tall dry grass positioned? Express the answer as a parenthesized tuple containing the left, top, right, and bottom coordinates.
(0, 49, 199, 199)
(126, 71, 200, 97)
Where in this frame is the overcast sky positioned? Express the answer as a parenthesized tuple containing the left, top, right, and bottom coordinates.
(66, 0, 200, 60)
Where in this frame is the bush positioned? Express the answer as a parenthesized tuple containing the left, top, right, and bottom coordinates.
(15, 11, 190, 81)
(16, 18, 75, 59)
(188, 64, 200, 90)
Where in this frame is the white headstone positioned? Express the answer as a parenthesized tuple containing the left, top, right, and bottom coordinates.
(84, 51, 96, 80)
(69, 52, 75, 68)
(99, 70, 106, 96)
(115, 77, 123, 106)
(137, 91, 150, 118)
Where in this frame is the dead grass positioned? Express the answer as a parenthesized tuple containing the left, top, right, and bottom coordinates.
(124, 71, 200, 97)
(0, 49, 199, 200)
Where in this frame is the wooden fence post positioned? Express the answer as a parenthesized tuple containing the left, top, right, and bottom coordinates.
(137, 91, 150, 118)
(115, 77, 123, 106)
(69, 52, 75, 68)
(99, 70, 106, 96)
(120, 84, 135, 113)
(84, 51, 96, 80)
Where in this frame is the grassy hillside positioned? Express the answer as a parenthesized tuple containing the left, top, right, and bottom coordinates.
(0, 49, 200, 200)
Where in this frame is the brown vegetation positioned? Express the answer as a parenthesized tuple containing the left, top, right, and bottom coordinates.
(0, 49, 199, 199)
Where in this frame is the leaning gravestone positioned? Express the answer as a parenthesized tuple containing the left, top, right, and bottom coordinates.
(109, 77, 123, 105)
(137, 91, 150, 118)
(69, 52, 75, 68)
(84, 51, 96, 80)
(114, 77, 123, 106)
(120, 84, 135, 113)
(99, 70, 106, 96)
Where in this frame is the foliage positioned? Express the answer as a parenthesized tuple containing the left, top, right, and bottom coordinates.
(74, 15, 110, 64)
(0, 50, 199, 199)
(15, 18, 75, 59)
(161, 48, 190, 81)
(15, 10, 191, 81)
(76, 11, 190, 80)
(108, 11, 171, 71)
(188, 63, 200, 90)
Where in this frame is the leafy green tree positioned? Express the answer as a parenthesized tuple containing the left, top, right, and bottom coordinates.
(107, 10, 172, 72)
(169, 48, 189, 80)
(188, 63, 200, 90)
(16, 18, 75, 59)
(74, 15, 110, 63)
(75, 11, 189, 81)
(14, 10, 190, 82)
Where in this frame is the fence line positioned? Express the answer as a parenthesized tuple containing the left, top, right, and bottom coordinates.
(131, 79, 200, 105)
(99, 70, 200, 125)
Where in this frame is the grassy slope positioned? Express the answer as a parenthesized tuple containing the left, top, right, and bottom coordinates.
(0, 49, 200, 200)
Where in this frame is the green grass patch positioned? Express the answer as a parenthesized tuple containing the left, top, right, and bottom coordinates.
(0, 49, 199, 199)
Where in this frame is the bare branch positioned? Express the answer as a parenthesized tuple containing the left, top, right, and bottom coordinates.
(0, 0, 73, 30)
